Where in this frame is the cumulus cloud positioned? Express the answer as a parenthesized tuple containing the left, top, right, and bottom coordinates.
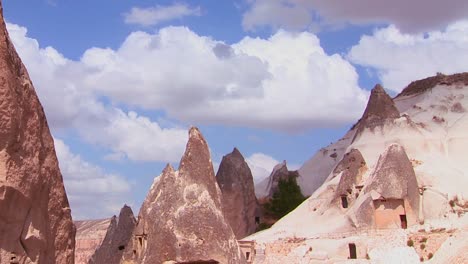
(348, 20, 468, 92)
(7, 23, 187, 162)
(54, 138, 132, 219)
(8, 21, 369, 132)
(81, 27, 368, 131)
(124, 3, 201, 26)
(243, 0, 468, 33)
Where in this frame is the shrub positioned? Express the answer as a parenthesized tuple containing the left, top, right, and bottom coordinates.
(421, 237, 428, 243)
(407, 239, 414, 247)
(449, 200, 455, 207)
(420, 243, 426, 250)
(420, 257, 424, 262)
(428, 253, 433, 259)
(264, 177, 307, 218)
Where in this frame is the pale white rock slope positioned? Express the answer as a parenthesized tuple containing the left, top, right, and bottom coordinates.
(246, 73, 468, 263)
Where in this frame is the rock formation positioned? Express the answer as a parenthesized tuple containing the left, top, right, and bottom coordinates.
(74, 219, 112, 264)
(122, 127, 244, 264)
(352, 144, 420, 227)
(333, 149, 367, 204)
(353, 84, 400, 140)
(0, 2, 75, 263)
(89, 205, 136, 264)
(266, 161, 300, 198)
(396, 72, 468, 98)
(216, 148, 258, 239)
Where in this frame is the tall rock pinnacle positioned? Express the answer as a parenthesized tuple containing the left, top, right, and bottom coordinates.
(0, 2, 75, 263)
(216, 148, 258, 239)
(89, 205, 136, 264)
(122, 127, 244, 264)
(353, 84, 400, 140)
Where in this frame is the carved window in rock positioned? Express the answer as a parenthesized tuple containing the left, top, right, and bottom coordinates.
(341, 195, 348, 208)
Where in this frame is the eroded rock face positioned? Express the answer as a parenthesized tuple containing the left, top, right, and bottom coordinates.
(216, 148, 258, 239)
(266, 161, 300, 198)
(74, 219, 112, 264)
(89, 205, 136, 264)
(360, 144, 420, 226)
(334, 149, 367, 196)
(122, 127, 244, 264)
(0, 2, 75, 263)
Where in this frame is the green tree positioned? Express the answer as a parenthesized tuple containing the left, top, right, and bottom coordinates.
(265, 177, 307, 218)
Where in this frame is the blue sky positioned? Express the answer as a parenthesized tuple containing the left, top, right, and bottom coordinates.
(3, 0, 468, 219)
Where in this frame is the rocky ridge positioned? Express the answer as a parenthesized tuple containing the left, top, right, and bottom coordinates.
(122, 127, 244, 264)
(0, 2, 75, 263)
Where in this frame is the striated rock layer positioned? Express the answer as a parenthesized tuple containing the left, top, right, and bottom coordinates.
(0, 2, 75, 264)
(89, 205, 136, 264)
(74, 219, 112, 264)
(216, 148, 258, 239)
(122, 127, 244, 264)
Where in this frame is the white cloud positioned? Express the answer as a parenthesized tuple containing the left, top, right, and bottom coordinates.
(80, 27, 368, 131)
(124, 3, 201, 26)
(8, 21, 369, 133)
(54, 138, 131, 219)
(86, 110, 187, 162)
(348, 20, 468, 92)
(243, 0, 468, 33)
(7, 23, 187, 162)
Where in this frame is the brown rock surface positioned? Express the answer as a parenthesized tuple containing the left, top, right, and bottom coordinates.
(353, 84, 400, 140)
(89, 205, 136, 264)
(0, 2, 75, 263)
(74, 219, 112, 264)
(334, 148, 367, 197)
(396, 72, 468, 98)
(216, 148, 258, 239)
(122, 127, 244, 264)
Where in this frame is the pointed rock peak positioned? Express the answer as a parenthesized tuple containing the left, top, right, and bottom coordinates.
(163, 163, 175, 174)
(372, 83, 385, 93)
(119, 204, 134, 217)
(182, 127, 209, 164)
(231, 147, 243, 158)
(363, 83, 399, 120)
(189, 126, 203, 140)
(352, 84, 400, 140)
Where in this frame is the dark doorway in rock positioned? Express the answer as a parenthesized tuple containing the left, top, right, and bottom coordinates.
(400, 214, 407, 229)
(255, 216, 260, 225)
(118, 245, 125, 250)
(348, 243, 357, 259)
(246, 251, 251, 261)
(138, 237, 143, 247)
(341, 195, 348, 208)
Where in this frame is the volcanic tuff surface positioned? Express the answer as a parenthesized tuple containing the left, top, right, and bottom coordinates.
(216, 148, 258, 239)
(0, 2, 75, 263)
(122, 127, 244, 264)
(246, 73, 468, 263)
(89, 205, 136, 264)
